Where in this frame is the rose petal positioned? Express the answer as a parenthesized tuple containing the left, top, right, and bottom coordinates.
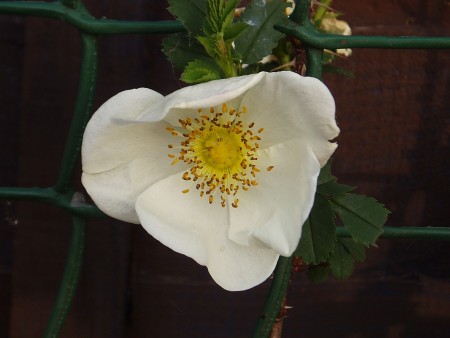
(82, 156, 186, 223)
(82, 88, 165, 174)
(137, 73, 265, 126)
(135, 173, 279, 291)
(228, 138, 320, 256)
(240, 72, 339, 166)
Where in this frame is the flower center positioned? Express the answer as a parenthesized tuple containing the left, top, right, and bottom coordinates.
(197, 126, 244, 171)
(167, 104, 272, 207)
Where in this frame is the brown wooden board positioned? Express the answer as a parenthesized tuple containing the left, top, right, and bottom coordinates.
(0, 0, 449, 337)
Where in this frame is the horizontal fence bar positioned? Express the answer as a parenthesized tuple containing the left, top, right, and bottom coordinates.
(336, 226, 450, 240)
(1, 185, 448, 239)
(0, 187, 104, 218)
(3, 1, 448, 49)
(275, 22, 450, 50)
(0, 1, 185, 34)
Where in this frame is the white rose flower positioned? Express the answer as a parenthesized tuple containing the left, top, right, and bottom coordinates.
(81, 71, 339, 291)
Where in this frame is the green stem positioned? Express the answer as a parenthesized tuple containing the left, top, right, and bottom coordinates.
(252, 3, 323, 337)
(43, 217, 86, 338)
(252, 256, 294, 338)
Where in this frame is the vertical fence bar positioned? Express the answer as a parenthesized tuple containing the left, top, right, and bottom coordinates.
(305, 47, 324, 79)
(53, 33, 98, 194)
(43, 216, 86, 338)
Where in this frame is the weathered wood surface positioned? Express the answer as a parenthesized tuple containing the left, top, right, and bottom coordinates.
(0, 0, 449, 337)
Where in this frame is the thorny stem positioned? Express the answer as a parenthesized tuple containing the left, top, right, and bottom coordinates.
(252, 256, 293, 338)
(269, 298, 287, 338)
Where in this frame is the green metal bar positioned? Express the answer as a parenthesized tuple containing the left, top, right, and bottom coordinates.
(0, 1, 185, 34)
(252, 255, 294, 338)
(289, 0, 310, 26)
(58, 0, 78, 10)
(305, 47, 323, 79)
(43, 216, 86, 338)
(276, 23, 450, 50)
(337, 226, 450, 241)
(0, 187, 105, 218)
(53, 33, 98, 193)
(280, 0, 450, 50)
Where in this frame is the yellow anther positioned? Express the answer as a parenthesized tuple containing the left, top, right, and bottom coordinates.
(167, 104, 271, 206)
(232, 199, 239, 208)
(182, 189, 189, 194)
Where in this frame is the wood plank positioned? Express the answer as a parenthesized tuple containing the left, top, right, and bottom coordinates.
(1, 0, 449, 337)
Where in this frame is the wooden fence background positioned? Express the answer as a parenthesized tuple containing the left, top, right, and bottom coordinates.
(0, 1, 449, 337)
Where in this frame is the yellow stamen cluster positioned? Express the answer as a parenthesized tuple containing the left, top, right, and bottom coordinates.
(167, 103, 273, 207)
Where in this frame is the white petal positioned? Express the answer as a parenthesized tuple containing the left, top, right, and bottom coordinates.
(82, 156, 185, 223)
(82, 88, 165, 174)
(228, 138, 320, 256)
(206, 234, 279, 291)
(138, 72, 265, 126)
(135, 173, 279, 291)
(240, 72, 339, 166)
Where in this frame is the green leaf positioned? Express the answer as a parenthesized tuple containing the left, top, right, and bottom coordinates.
(203, 0, 222, 35)
(339, 238, 366, 262)
(329, 239, 356, 280)
(235, 0, 288, 64)
(223, 21, 248, 42)
(295, 194, 336, 264)
(307, 265, 330, 283)
(168, 0, 207, 36)
(197, 35, 219, 58)
(222, 0, 239, 28)
(180, 59, 222, 83)
(203, 0, 239, 35)
(162, 33, 209, 69)
(317, 159, 335, 185)
(331, 194, 389, 247)
(317, 180, 355, 196)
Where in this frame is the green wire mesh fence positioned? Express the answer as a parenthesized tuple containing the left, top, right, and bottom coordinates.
(0, 1, 449, 337)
